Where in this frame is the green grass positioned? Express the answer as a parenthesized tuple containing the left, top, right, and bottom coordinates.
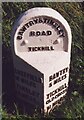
(1, 94, 84, 119)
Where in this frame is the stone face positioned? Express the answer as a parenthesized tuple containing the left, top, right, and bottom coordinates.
(11, 7, 72, 113)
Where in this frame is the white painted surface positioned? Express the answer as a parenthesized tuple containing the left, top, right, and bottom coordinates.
(11, 7, 72, 113)
(18, 51, 69, 74)
(12, 7, 71, 55)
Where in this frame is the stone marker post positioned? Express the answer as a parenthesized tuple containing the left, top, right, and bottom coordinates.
(11, 7, 72, 113)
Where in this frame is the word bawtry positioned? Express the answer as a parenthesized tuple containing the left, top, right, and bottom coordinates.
(49, 67, 68, 82)
(17, 17, 65, 40)
(48, 67, 69, 88)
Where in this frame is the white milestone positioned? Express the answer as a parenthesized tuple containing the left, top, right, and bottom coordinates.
(11, 7, 72, 113)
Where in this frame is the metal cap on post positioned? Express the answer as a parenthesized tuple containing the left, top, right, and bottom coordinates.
(11, 7, 72, 114)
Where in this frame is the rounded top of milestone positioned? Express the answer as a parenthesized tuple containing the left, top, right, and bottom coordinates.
(12, 7, 71, 54)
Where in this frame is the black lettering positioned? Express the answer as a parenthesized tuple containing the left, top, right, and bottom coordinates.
(38, 47, 41, 51)
(52, 96, 65, 107)
(36, 31, 40, 36)
(56, 25, 60, 30)
(25, 23, 30, 28)
(49, 72, 59, 82)
(47, 105, 51, 112)
(60, 70, 62, 75)
(53, 74, 56, 79)
(52, 91, 56, 96)
(53, 78, 59, 85)
(63, 68, 66, 74)
(58, 99, 61, 104)
(33, 18, 38, 24)
(29, 30, 52, 37)
(28, 47, 32, 52)
(54, 89, 58, 94)
(49, 75, 53, 82)
(16, 17, 65, 42)
(29, 31, 35, 36)
(66, 67, 68, 72)
(49, 82, 52, 87)
(32, 47, 35, 51)
(47, 30, 52, 35)
(50, 92, 53, 97)
(46, 99, 51, 104)
(62, 74, 67, 80)
(52, 97, 55, 101)
(49, 19, 54, 26)
(45, 46, 50, 50)
(57, 85, 64, 92)
(51, 46, 54, 50)
(46, 19, 51, 24)
(42, 47, 45, 50)
(56, 72, 59, 77)
(49, 91, 56, 97)
(20, 26, 27, 32)
(47, 94, 49, 99)
(39, 18, 43, 23)
(34, 47, 38, 51)
(53, 22, 59, 29)
(58, 29, 65, 37)
(46, 85, 67, 104)
(17, 36, 22, 40)
(46, 89, 67, 105)
(43, 18, 48, 23)
(29, 21, 34, 26)
(54, 94, 58, 99)
(42, 31, 46, 35)
(52, 101, 58, 107)
(54, 76, 59, 82)
(64, 83, 67, 88)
